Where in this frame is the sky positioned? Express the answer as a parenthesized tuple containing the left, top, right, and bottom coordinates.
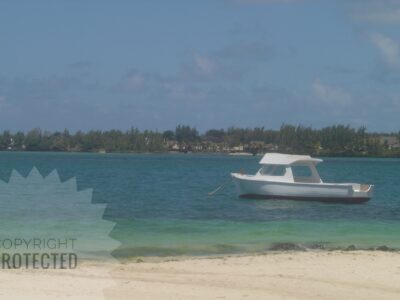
(0, 0, 400, 133)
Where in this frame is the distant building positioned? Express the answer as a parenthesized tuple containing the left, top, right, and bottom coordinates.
(379, 136, 400, 149)
(232, 145, 244, 152)
(170, 143, 180, 151)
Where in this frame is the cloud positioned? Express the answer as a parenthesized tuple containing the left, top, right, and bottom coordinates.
(178, 53, 232, 82)
(312, 78, 352, 107)
(126, 73, 145, 88)
(1, 76, 89, 103)
(356, 9, 400, 23)
(178, 42, 274, 82)
(113, 41, 279, 129)
(0, 75, 104, 131)
(0, 74, 102, 116)
(389, 93, 400, 111)
(193, 54, 216, 74)
(118, 69, 173, 93)
(0, 95, 7, 109)
(119, 70, 148, 91)
(118, 41, 275, 99)
(232, 0, 308, 4)
(119, 43, 269, 90)
(370, 33, 400, 69)
(180, 52, 246, 82)
(117, 68, 210, 103)
(68, 61, 93, 70)
(350, 0, 400, 23)
(215, 42, 274, 62)
(324, 65, 358, 75)
(227, 22, 268, 38)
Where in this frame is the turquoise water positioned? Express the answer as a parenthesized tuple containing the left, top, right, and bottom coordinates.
(0, 152, 399, 257)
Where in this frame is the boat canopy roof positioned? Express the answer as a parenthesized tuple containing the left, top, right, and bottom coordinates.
(259, 153, 323, 165)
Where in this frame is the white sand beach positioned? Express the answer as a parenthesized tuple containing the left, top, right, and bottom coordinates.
(1, 251, 399, 300)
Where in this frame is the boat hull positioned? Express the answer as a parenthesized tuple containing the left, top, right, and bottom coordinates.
(239, 193, 369, 204)
(231, 173, 373, 204)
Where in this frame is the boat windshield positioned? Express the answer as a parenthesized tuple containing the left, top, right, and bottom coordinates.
(292, 165, 312, 177)
(260, 164, 286, 176)
(291, 164, 320, 183)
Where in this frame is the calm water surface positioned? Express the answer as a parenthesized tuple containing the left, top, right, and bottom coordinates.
(0, 152, 399, 257)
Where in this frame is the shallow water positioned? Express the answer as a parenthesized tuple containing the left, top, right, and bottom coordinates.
(0, 152, 399, 257)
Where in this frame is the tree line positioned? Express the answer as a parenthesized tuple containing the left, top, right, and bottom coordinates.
(0, 124, 399, 157)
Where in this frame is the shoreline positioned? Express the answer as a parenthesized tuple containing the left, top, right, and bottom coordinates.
(1, 150, 400, 159)
(2, 250, 399, 299)
(113, 246, 400, 264)
(111, 240, 400, 262)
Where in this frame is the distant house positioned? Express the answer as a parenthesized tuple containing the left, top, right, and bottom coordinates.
(170, 143, 180, 151)
(6, 137, 15, 150)
(232, 145, 244, 152)
(220, 145, 230, 152)
(379, 136, 400, 150)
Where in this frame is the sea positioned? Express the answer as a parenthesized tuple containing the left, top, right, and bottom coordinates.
(0, 152, 399, 258)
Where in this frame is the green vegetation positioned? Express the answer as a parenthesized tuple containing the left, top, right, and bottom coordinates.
(0, 124, 399, 157)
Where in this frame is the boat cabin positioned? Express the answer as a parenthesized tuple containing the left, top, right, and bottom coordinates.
(256, 153, 323, 184)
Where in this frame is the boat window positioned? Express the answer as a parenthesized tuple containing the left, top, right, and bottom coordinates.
(260, 165, 274, 175)
(260, 164, 286, 176)
(271, 165, 286, 176)
(292, 165, 312, 177)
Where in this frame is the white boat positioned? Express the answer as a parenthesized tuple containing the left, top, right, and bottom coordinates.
(231, 153, 373, 204)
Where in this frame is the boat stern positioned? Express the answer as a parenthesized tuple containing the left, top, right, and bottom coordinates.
(351, 183, 374, 200)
